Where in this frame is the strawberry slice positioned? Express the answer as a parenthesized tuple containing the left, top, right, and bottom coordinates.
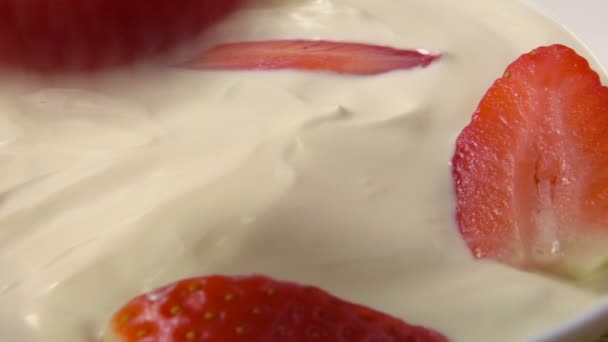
(105, 274, 447, 342)
(452, 44, 608, 278)
(180, 40, 441, 75)
(0, 0, 241, 71)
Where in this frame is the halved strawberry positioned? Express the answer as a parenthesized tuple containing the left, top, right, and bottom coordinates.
(180, 40, 441, 75)
(452, 44, 608, 278)
(0, 0, 241, 71)
(105, 274, 447, 342)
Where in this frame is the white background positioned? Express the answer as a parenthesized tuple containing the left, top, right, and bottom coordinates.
(526, 0, 608, 67)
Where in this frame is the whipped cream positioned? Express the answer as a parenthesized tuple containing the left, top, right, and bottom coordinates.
(0, 0, 605, 341)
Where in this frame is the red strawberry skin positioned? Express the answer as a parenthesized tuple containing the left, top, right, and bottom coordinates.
(0, 0, 241, 71)
(106, 274, 447, 342)
(180, 40, 441, 75)
(452, 44, 608, 278)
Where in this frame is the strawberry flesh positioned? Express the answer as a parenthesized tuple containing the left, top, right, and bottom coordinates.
(452, 44, 608, 278)
(180, 40, 441, 75)
(106, 274, 447, 342)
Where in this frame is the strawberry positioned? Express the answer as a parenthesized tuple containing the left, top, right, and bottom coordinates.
(105, 274, 447, 342)
(452, 44, 608, 278)
(0, 0, 241, 71)
(179, 40, 441, 75)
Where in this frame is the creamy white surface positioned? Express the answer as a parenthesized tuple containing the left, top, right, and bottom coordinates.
(0, 1, 605, 341)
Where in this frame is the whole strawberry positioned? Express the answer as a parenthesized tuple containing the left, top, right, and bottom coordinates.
(0, 0, 241, 71)
(105, 274, 447, 342)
